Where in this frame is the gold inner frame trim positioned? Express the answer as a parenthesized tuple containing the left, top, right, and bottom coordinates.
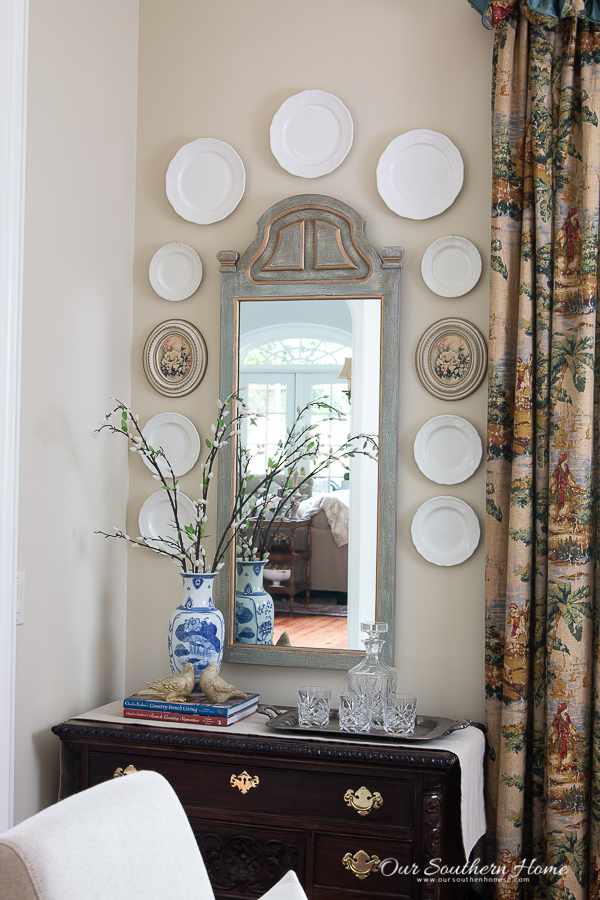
(226, 293, 384, 655)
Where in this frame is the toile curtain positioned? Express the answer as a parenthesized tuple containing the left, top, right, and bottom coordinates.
(477, 0, 600, 897)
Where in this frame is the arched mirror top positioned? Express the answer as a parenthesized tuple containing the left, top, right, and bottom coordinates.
(218, 194, 403, 289)
(216, 194, 402, 670)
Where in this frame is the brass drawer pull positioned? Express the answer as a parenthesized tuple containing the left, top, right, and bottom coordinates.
(344, 786, 383, 816)
(230, 771, 259, 794)
(343, 850, 381, 879)
(113, 765, 138, 778)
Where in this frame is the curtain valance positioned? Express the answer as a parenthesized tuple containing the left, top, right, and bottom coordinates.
(468, 0, 600, 27)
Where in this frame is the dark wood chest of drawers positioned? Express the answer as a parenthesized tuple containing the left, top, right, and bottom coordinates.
(52, 718, 470, 900)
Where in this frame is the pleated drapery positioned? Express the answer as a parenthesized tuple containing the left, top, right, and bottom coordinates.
(469, 0, 600, 27)
(481, 3, 600, 897)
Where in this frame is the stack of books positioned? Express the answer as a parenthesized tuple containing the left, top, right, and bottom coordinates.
(122, 691, 260, 727)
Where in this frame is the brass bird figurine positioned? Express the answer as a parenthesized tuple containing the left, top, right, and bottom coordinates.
(138, 661, 196, 703)
(198, 662, 247, 704)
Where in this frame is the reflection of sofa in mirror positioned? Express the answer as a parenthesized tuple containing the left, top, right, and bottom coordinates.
(299, 490, 349, 599)
(308, 506, 348, 595)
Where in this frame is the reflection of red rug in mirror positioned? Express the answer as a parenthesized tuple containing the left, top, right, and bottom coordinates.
(273, 593, 347, 618)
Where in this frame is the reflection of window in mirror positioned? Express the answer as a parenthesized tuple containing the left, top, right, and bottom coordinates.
(239, 300, 352, 493)
(237, 298, 381, 651)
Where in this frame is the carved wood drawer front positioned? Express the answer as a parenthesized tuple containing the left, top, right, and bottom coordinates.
(88, 752, 414, 828)
(313, 831, 414, 898)
(189, 816, 304, 900)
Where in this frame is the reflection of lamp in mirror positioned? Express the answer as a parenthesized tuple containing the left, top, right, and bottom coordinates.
(338, 357, 352, 400)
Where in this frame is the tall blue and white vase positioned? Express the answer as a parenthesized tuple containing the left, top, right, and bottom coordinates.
(168, 572, 224, 688)
(234, 559, 274, 645)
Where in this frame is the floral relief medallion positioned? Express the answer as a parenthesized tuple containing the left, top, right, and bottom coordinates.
(415, 317, 487, 401)
(143, 319, 207, 397)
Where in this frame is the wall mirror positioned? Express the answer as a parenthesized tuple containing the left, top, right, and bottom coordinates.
(216, 194, 401, 669)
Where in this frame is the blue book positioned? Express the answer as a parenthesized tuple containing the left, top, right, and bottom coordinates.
(123, 691, 260, 717)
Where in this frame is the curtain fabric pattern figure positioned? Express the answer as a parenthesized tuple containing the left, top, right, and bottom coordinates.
(484, 2, 600, 897)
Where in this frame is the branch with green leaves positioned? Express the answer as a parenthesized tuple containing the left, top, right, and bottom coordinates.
(94, 394, 251, 573)
(229, 399, 378, 562)
(94, 394, 378, 575)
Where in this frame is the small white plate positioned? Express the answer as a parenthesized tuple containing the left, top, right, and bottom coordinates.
(270, 90, 353, 178)
(411, 497, 480, 566)
(149, 243, 203, 301)
(414, 416, 482, 485)
(421, 236, 482, 298)
(166, 138, 246, 224)
(141, 413, 200, 478)
(376, 129, 464, 219)
(138, 491, 196, 552)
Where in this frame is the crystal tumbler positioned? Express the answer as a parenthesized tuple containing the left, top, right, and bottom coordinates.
(297, 685, 331, 727)
(338, 692, 373, 733)
(383, 693, 418, 736)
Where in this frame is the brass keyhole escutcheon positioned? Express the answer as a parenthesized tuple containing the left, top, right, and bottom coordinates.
(113, 765, 138, 778)
(230, 771, 259, 794)
(344, 786, 383, 816)
(342, 850, 381, 879)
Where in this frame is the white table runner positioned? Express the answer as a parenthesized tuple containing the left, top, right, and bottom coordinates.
(73, 700, 486, 858)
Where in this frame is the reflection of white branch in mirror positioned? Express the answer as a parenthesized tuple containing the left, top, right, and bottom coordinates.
(346, 299, 381, 650)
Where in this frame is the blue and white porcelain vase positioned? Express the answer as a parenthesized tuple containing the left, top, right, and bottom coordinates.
(234, 559, 274, 645)
(168, 572, 224, 687)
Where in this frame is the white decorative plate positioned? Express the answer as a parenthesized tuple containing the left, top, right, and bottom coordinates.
(414, 416, 482, 485)
(411, 497, 480, 566)
(421, 236, 482, 298)
(138, 491, 196, 552)
(149, 243, 203, 301)
(415, 317, 487, 401)
(270, 90, 353, 178)
(166, 138, 246, 224)
(143, 319, 208, 398)
(141, 413, 200, 478)
(376, 129, 464, 219)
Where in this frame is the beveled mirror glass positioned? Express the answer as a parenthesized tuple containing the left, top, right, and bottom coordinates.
(216, 195, 401, 668)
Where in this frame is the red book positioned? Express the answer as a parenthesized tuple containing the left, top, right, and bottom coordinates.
(122, 704, 258, 727)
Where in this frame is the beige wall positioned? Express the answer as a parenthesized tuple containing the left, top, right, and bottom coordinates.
(15, 0, 139, 821)
(128, 0, 494, 722)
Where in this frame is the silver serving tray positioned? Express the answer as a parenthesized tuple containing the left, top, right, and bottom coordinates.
(260, 706, 471, 742)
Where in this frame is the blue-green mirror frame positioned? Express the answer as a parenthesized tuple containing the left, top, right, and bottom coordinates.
(216, 194, 402, 669)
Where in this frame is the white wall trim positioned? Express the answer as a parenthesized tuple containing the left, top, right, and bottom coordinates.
(0, 0, 28, 833)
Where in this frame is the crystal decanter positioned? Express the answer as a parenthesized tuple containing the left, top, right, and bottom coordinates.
(347, 622, 397, 732)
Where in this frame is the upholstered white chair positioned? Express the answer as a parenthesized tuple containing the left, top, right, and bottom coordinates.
(0, 770, 307, 900)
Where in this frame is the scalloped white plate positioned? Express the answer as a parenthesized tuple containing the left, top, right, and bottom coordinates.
(166, 138, 245, 224)
(411, 496, 480, 566)
(149, 243, 203, 301)
(414, 416, 482, 485)
(421, 236, 482, 298)
(270, 90, 353, 178)
(141, 413, 200, 478)
(138, 491, 195, 552)
(377, 129, 464, 219)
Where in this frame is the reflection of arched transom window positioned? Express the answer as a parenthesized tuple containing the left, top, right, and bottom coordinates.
(242, 337, 350, 368)
(240, 324, 351, 491)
